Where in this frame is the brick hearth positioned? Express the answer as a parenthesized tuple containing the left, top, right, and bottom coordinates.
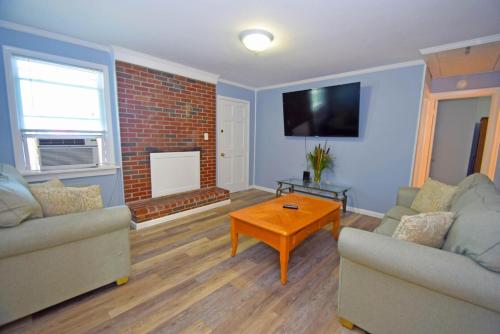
(128, 187, 229, 223)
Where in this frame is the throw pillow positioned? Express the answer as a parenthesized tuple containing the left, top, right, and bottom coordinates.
(392, 212, 455, 248)
(0, 163, 30, 188)
(443, 197, 500, 272)
(30, 185, 103, 217)
(411, 178, 457, 212)
(29, 178, 65, 190)
(0, 178, 44, 227)
(452, 173, 493, 209)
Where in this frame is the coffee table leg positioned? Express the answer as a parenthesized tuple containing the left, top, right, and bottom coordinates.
(276, 182, 283, 197)
(231, 219, 239, 256)
(342, 191, 348, 213)
(332, 210, 341, 241)
(279, 236, 290, 285)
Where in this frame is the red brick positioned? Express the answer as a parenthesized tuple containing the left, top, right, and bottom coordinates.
(116, 61, 217, 204)
(128, 187, 229, 223)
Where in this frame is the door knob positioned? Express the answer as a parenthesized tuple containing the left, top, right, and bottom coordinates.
(221, 153, 225, 157)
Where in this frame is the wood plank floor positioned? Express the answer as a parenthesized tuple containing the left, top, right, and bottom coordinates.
(1, 189, 380, 334)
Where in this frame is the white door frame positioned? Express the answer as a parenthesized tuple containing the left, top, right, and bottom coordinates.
(412, 87, 500, 186)
(216, 95, 251, 192)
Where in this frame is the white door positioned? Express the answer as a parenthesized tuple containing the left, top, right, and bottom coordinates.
(217, 96, 249, 193)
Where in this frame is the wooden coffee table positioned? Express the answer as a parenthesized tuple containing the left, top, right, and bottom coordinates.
(229, 193, 341, 285)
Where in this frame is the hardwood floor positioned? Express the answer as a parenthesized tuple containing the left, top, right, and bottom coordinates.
(1, 189, 380, 334)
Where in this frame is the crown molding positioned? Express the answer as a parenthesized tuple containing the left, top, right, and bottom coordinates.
(112, 46, 219, 84)
(419, 34, 500, 55)
(256, 59, 425, 91)
(218, 78, 256, 91)
(0, 20, 110, 52)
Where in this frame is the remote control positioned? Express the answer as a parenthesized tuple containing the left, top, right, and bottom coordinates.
(283, 204, 298, 209)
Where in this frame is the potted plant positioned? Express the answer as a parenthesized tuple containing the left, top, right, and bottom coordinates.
(307, 142, 333, 183)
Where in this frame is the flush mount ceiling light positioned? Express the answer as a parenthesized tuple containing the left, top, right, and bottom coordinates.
(239, 29, 274, 53)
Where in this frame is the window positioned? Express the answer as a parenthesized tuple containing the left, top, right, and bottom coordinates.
(4, 47, 116, 179)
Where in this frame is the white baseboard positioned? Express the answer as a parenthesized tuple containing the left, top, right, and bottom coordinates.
(346, 206, 384, 219)
(251, 185, 276, 193)
(130, 199, 231, 230)
(250, 184, 384, 218)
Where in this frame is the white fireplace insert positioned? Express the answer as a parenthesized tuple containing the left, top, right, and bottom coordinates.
(150, 151, 200, 198)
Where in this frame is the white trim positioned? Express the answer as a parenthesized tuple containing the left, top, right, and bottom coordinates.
(23, 165, 119, 182)
(256, 60, 425, 91)
(345, 206, 384, 219)
(2, 45, 117, 175)
(250, 185, 384, 218)
(409, 64, 428, 186)
(253, 89, 257, 184)
(130, 199, 231, 230)
(110, 56, 126, 203)
(218, 78, 256, 91)
(216, 95, 251, 192)
(0, 20, 110, 52)
(430, 87, 500, 100)
(251, 185, 275, 193)
(112, 46, 219, 84)
(419, 34, 500, 55)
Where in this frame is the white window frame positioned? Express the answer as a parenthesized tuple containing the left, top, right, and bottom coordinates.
(3, 46, 118, 181)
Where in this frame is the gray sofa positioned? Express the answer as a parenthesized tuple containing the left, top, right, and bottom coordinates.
(337, 174, 500, 334)
(0, 164, 131, 325)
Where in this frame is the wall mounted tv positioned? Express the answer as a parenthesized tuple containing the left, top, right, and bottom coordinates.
(282, 82, 360, 137)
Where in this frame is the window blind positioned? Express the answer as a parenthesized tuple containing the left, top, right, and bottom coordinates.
(12, 56, 106, 133)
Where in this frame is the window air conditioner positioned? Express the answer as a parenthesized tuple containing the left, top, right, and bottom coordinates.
(38, 138, 99, 170)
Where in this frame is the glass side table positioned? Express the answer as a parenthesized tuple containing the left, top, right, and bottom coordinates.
(276, 178, 351, 213)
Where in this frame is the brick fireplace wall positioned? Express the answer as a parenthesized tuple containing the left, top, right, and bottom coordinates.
(116, 61, 217, 203)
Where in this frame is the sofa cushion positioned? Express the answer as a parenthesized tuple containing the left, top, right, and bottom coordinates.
(411, 178, 457, 213)
(0, 206, 131, 259)
(374, 217, 400, 236)
(30, 185, 103, 217)
(393, 212, 455, 248)
(0, 172, 43, 228)
(443, 188, 500, 272)
(451, 173, 493, 208)
(385, 205, 419, 221)
(451, 178, 496, 214)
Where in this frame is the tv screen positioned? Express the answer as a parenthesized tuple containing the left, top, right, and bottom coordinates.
(282, 82, 360, 137)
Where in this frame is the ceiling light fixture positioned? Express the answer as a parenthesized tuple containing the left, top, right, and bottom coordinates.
(239, 29, 274, 53)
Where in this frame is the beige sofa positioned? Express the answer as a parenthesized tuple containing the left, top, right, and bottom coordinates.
(337, 174, 500, 334)
(0, 164, 131, 326)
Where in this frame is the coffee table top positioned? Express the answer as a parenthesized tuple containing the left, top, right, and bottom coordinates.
(230, 193, 340, 236)
(278, 178, 351, 193)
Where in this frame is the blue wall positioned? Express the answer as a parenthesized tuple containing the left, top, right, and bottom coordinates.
(431, 71, 500, 93)
(216, 82, 256, 184)
(0, 27, 125, 206)
(254, 65, 425, 214)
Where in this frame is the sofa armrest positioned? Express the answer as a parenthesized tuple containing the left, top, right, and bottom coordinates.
(0, 206, 131, 259)
(338, 227, 500, 313)
(396, 186, 420, 208)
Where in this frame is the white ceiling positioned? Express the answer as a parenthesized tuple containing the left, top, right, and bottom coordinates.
(426, 42, 500, 78)
(1, 0, 499, 88)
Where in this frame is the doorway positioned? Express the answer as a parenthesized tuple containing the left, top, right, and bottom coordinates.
(216, 96, 250, 193)
(429, 96, 491, 184)
(412, 88, 500, 187)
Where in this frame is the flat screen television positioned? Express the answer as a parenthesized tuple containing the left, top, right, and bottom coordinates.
(282, 82, 360, 137)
